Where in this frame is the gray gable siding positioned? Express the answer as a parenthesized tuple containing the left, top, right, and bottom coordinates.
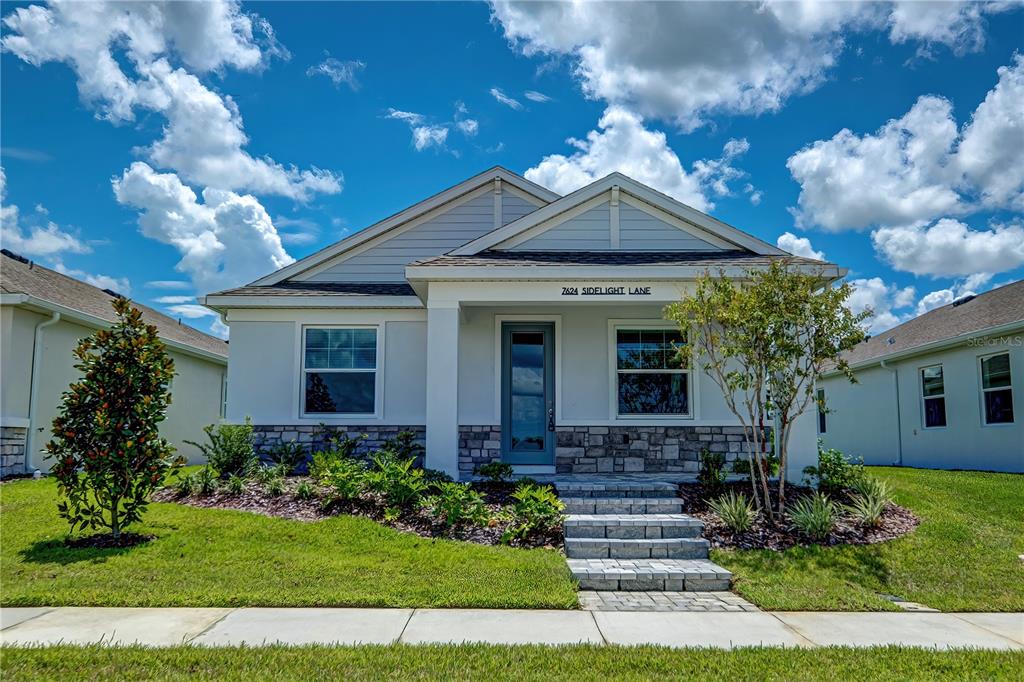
(502, 194, 538, 225)
(305, 193, 538, 282)
(619, 204, 720, 251)
(508, 203, 611, 251)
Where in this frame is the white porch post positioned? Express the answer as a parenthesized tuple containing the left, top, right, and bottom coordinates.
(425, 303, 460, 477)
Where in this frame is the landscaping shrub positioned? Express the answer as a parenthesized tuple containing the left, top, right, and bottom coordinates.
(268, 440, 306, 476)
(309, 433, 365, 480)
(697, 449, 727, 498)
(501, 483, 565, 544)
(295, 480, 315, 501)
(475, 461, 514, 483)
(788, 492, 839, 541)
(731, 451, 780, 478)
(422, 482, 490, 527)
(186, 419, 257, 479)
(266, 476, 285, 497)
(174, 472, 197, 498)
(46, 297, 179, 540)
(225, 474, 245, 496)
(379, 431, 424, 463)
(803, 444, 865, 496)
(196, 466, 218, 496)
(708, 491, 757, 533)
(363, 453, 428, 510)
(422, 468, 454, 486)
(321, 458, 368, 502)
(849, 476, 893, 504)
(846, 477, 892, 528)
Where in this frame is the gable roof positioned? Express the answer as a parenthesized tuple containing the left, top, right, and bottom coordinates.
(840, 279, 1024, 369)
(450, 172, 788, 256)
(250, 166, 559, 287)
(1, 250, 228, 361)
(410, 250, 818, 268)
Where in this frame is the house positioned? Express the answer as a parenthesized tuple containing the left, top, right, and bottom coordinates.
(819, 280, 1023, 473)
(1, 250, 228, 477)
(204, 168, 841, 481)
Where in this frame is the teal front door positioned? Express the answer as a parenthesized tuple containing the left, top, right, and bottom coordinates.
(501, 322, 555, 465)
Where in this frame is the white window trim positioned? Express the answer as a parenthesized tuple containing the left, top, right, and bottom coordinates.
(607, 320, 696, 422)
(978, 351, 1015, 426)
(298, 324, 384, 420)
(919, 363, 946, 430)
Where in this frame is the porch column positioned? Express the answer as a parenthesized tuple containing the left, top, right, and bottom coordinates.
(424, 303, 460, 477)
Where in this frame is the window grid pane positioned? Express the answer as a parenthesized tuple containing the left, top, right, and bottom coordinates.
(981, 354, 1012, 390)
(921, 366, 944, 397)
(305, 328, 377, 370)
(303, 327, 377, 415)
(616, 329, 687, 371)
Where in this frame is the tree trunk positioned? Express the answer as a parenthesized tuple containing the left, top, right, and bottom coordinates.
(110, 496, 121, 541)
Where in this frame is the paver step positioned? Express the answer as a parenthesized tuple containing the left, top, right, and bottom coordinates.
(556, 481, 678, 499)
(565, 537, 710, 560)
(568, 558, 732, 592)
(561, 497, 685, 515)
(564, 514, 703, 539)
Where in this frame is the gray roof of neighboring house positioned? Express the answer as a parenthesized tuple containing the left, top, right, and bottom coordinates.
(842, 279, 1024, 367)
(409, 250, 827, 268)
(208, 281, 415, 297)
(1, 250, 228, 359)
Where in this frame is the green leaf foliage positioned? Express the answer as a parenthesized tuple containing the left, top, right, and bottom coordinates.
(708, 491, 758, 533)
(184, 419, 256, 479)
(788, 492, 839, 541)
(46, 297, 180, 540)
(501, 483, 565, 544)
(422, 482, 490, 528)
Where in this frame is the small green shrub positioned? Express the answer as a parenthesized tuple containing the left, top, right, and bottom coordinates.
(266, 477, 285, 497)
(501, 483, 565, 544)
(186, 419, 257, 479)
(196, 466, 218, 496)
(225, 474, 245, 496)
(846, 477, 892, 527)
(475, 461, 514, 483)
(363, 454, 428, 510)
(849, 476, 893, 504)
(321, 458, 367, 502)
(422, 468, 454, 486)
(788, 492, 839, 541)
(698, 449, 727, 498)
(731, 452, 780, 478)
(708, 491, 757, 533)
(378, 431, 424, 463)
(309, 433, 365, 481)
(269, 440, 306, 476)
(295, 480, 315, 501)
(175, 472, 197, 497)
(422, 482, 490, 527)
(803, 444, 865, 496)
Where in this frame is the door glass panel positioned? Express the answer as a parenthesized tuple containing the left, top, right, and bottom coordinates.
(509, 331, 546, 452)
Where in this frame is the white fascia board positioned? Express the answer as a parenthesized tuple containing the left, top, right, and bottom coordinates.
(407, 262, 842, 281)
(822, 320, 1024, 377)
(9, 295, 227, 365)
(451, 172, 790, 256)
(202, 294, 424, 310)
(249, 167, 558, 287)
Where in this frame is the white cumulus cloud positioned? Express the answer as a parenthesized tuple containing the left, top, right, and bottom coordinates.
(776, 232, 825, 261)
(53, 261, 131, 295)
(306, 56, 365, 90)
(386, 109, 448, 151)
(0, 167, 90, 257)
(872, 218, 1024, 277)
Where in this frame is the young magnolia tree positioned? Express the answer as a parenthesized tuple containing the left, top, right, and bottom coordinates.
(47, 298, 181, 540)
(665, 261, 867, 521)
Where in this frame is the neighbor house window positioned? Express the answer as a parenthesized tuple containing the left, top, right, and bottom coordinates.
(303, 327, 377, 415)
(980, 352, 1014, 424)
(615, 328, 690, 416)
(920, 364, 946, 428)
(817, 388, 827, 434)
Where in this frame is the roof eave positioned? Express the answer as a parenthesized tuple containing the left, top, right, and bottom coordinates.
(405, 262, 842, 281)
(201, 294, 425, 311)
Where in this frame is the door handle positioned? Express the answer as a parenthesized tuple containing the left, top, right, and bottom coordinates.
(547, 408, 555, 432)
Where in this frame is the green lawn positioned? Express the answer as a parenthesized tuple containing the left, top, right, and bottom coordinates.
(2, 644, 1019, 681)
(714, 467, 1024, 611)
(0, 477, 576, 609)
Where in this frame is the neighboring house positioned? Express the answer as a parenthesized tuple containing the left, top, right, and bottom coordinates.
(1, 250, 228, 476)
(819, 280, 1023, 473)
(204, 167, 842, 481)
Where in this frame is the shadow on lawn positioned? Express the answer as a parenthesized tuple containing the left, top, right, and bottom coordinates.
(19, 533, 154, 566)
(729, 541, 895, 593)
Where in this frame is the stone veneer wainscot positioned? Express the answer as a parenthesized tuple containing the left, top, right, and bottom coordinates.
(252, 425, 426, 466)
(1, 426, 28, 478)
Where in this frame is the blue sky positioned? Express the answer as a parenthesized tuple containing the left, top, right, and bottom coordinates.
(2, 1, 1022, 338)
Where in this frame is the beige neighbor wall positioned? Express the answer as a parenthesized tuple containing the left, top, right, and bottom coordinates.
(820, 332, 1024, 473)
(0, 305, 226, 470)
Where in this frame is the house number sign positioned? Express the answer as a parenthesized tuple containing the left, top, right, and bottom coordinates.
(560, 285, 652, 296)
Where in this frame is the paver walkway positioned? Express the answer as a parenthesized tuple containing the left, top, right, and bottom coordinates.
(578, 590, 759, 612)
(2, 608, 1021, 650)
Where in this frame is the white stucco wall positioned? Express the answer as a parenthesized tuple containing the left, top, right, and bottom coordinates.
(0, 305, 227, 469)
(820, 332, 1024, 473)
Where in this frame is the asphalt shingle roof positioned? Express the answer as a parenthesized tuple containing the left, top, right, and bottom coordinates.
(843, 279, 1024, 366)
(1, 250, 228, 358)
(410, 250, 828, 267)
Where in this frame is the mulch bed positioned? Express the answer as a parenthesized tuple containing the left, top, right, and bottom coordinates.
(64, 532, 155, 549)
(152, 478, 561, 549)
(679, 481, 919, 551)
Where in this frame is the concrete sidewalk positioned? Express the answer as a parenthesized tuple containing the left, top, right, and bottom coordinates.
(1, 607, 1021, 650)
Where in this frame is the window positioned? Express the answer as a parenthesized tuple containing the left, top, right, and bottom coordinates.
(302, 327, 377, 415)
(817, 388, 827, 434)
(220, 373, 228, 419)
(615, 328, 690, 416)
(980, 353, 1014, 424)
(920, 365, 946, 428)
